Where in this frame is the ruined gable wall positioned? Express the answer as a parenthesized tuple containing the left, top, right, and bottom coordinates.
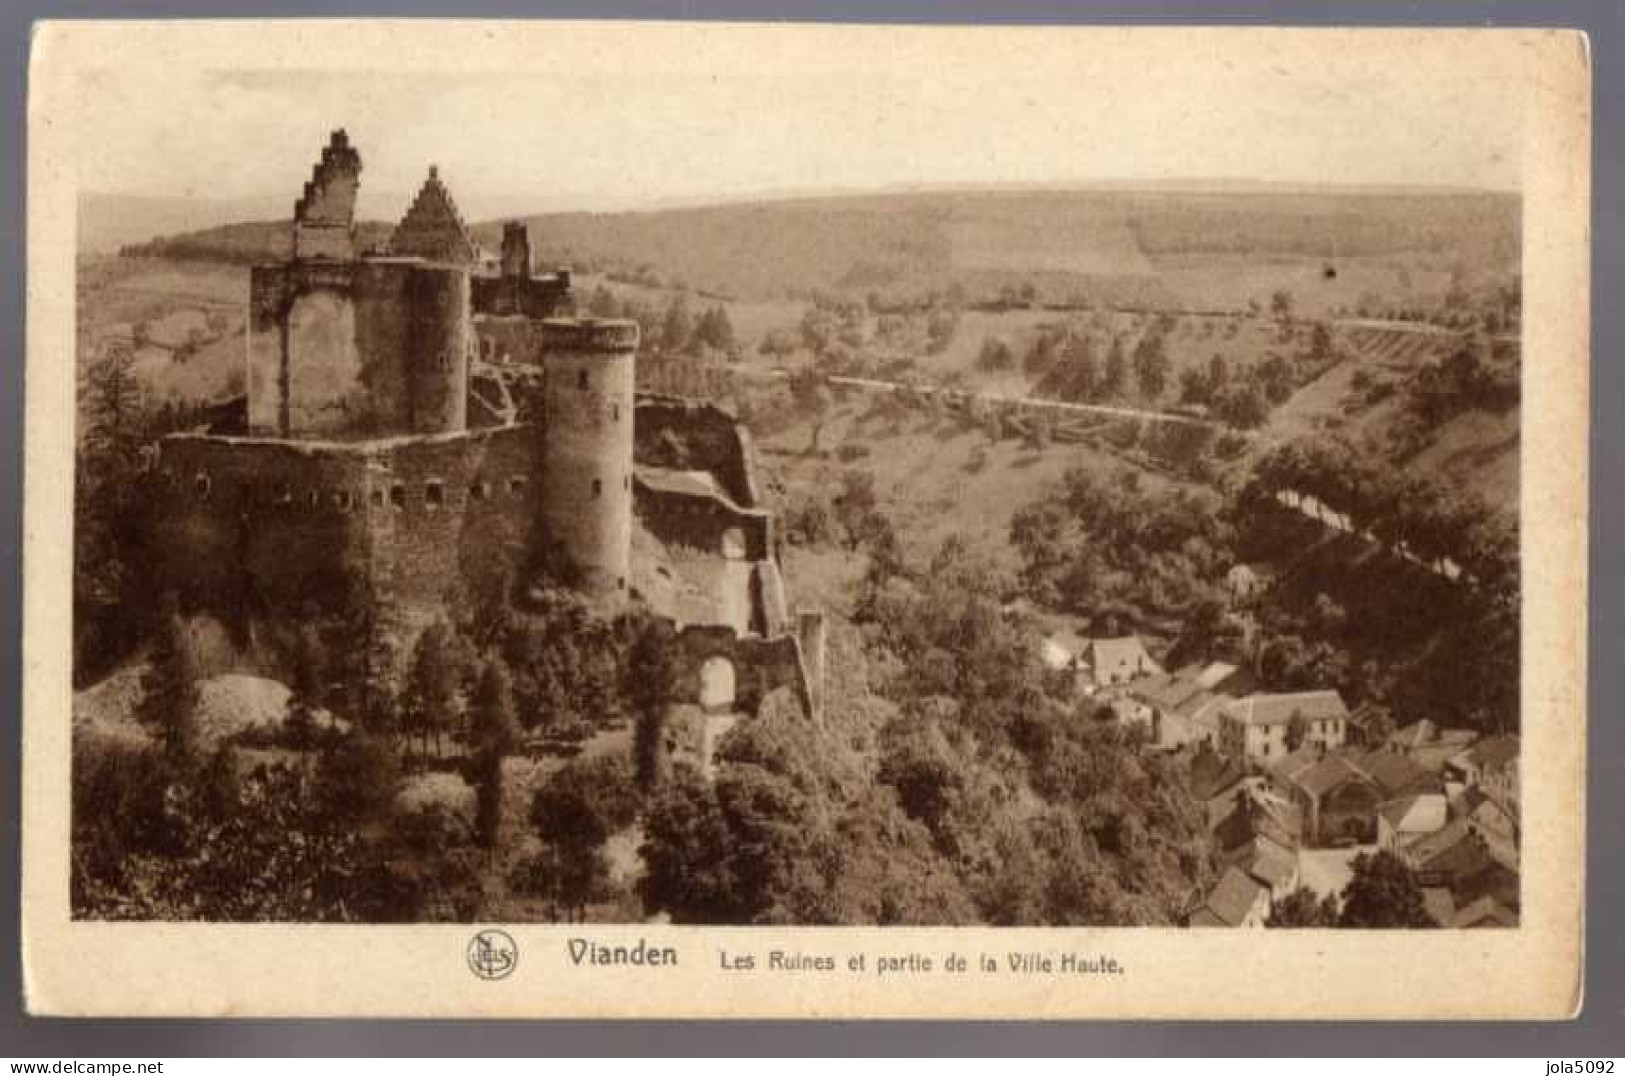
(471, 273, 573, 321)
(473, 314, 547, 367)
(633, 397, 761, 508)
(668, 623, 812, 719)
(633, 481, 772, 563)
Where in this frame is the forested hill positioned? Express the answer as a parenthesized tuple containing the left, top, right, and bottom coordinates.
(117, 187, 1518, 304)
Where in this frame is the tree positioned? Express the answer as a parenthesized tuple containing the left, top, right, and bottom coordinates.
(788, 367, 833, 454)
(660, 294, 694, 355)
(1266, 886, 1340, 927)
(1206, 353, 1230, 397)
(136, 597, 201, 767)
(626, 617, 676, 790)
(469, 661, 519, 848)
(1215, 384, 1269, 429)
(1270, 288, 1295, 324)
(585, 284, 621, 318)
(1132, 333, 1170, 399)
(1307, 322, 1334, 363)
(1103, 337, 1127, 395)
(1024, 332, 1059, 376)
(637, 768, 740, 922)
(283, 622, 325, 751)
(1060, 333, 1098, 402)
(527, 767, 611, 921)
(469, 660, 519, 759)
(402, 620, 461, 760)
(1338, 850, 1435, 928)
(977, 337, 1015, 373)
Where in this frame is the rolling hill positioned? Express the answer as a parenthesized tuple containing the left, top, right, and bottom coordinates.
(117, 185, 1519, 311)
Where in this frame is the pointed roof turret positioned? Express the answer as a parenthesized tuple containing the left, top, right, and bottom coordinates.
(389, 165, 478, 266)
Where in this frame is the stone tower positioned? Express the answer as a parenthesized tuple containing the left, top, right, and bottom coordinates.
(500, 221, 532, 280)
(539, 318, 638, 605)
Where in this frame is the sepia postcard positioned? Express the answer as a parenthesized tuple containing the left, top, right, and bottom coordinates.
(22, 20, 1589, 1019)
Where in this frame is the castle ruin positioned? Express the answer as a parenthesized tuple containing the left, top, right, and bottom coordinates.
(152, 129, 823, 727)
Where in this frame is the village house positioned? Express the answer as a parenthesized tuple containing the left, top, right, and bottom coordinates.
(1465, 793, 1520, 871)
(1350, 748, 1441, 801)
(1127, 661, 1254, 750)
(1386, 718, 1480, 773)
(1217, 689, 1350, 763)
(1212, 787, 1303, 854)
(1271, 749, 1383, 846)
(1452, 735, 1520, 811)
(1450, 894, 1519, 929)
(1189, 746, 1252, 828)
(1080, 635, 1162, 692)
(1220, 835, 1299, 904)
(1225, 563, 1274, 606)
(1404, 817, 1520, 928)
(1187, 865, 1271, 928)
(1376, 792, 1449, 853)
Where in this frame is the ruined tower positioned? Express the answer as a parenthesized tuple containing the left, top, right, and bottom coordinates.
(539, 318, 638, 605)
(500, 221, 532, 280)
(292, 129, 361, 260)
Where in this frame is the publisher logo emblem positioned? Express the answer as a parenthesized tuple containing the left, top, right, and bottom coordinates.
(467, 929, 519, 981)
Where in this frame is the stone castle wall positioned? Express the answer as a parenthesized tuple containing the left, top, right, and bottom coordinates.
(153, 425, 542, 631)
(633, 480, 773, 563)
(668, 623, 812, 719)
(248, 259, 470, 441)
(633, 397, 762, 507)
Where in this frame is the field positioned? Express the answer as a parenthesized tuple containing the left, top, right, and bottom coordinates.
(121, 185, 1518, 306)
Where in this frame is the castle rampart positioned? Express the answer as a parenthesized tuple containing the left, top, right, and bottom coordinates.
(153, 424, 542, 632)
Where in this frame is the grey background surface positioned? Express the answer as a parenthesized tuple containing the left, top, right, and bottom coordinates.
(2, 0, 1619, 1057)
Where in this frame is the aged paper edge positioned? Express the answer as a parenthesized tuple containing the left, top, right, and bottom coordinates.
(21, 21, 1591, 1020)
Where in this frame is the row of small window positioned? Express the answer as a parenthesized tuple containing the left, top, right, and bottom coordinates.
(186, 470, 631, 507)
(187, 471, 532, 510)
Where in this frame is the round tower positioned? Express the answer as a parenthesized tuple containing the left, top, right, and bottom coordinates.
(539, 317, 638, 605)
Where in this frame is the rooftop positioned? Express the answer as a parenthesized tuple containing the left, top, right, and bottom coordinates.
(1197, 866, 1269, 927)
(1221, 690, 1348, 727)
(1465, 735, 1520, 771)
(1350, 749, 1438, 796)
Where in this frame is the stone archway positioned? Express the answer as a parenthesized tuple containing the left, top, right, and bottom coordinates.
(699, 655, 737, 711)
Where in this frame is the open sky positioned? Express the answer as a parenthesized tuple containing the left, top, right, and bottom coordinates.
(65, 23, 1527, 218)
